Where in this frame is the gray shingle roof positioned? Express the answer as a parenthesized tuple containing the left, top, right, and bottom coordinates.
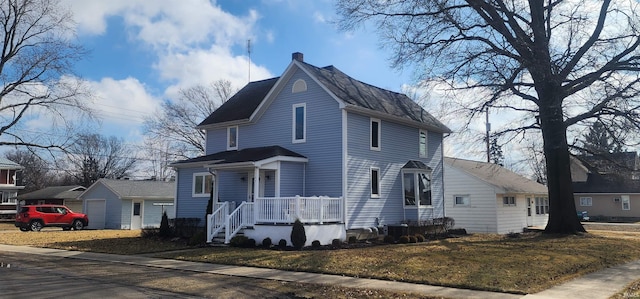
(197, 60, 450, 133)
(171, 146, 305, 167)
(98, 179, 175, 199)
(18, 185, 86, 200)
(445, 157, 547, 194)
(0, 157, 22, 169)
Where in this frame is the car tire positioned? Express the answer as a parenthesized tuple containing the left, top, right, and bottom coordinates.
(19, 227, 29, 232)
(30, 220, 43, 232)
(72, 219, 84, 230)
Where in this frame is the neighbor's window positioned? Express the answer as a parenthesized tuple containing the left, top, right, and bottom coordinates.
(0, 169, 16, 184)
(622, 196, 631, 211)
(193, 173, 213, 197)
(535, 197, 549, 215)
(292, 103, 306, 143)
(419, 130, 428, 157)
(454, 195, 470, 206)
(370, 118, 380, 150)
(227, 126, 238, 150)
(370, 167, 380, 198)
(503, 196, 516, 206)
(403, 171, 432, 207)
(579, 197, 592, 206)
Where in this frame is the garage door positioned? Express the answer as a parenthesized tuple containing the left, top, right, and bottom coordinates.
(85, 199, 106, 229)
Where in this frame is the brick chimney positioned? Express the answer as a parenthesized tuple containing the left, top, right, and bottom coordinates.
(292, 52, 304, 62)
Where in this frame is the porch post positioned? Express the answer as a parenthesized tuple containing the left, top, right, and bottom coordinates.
(253, 167, 260, 201)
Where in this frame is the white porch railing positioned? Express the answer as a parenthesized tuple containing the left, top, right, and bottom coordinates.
(225, 201, 254, 243)
(207, 196, 344, 244)
(254, 196, 344, 224)
(206, 201, 229, 243)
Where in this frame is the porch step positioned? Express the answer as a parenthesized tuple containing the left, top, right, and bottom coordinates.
(210, 228, 245, 244)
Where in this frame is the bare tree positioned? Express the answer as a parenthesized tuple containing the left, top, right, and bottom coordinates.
(337, 0, 640, 233)
(144, 80, 236, 159)
(63, 134, 137, 187)
(139, 138, 176, 181)
(0, 0, 92, 150)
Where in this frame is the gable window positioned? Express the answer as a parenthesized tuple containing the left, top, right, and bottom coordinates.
(503, 196, 516, 206)
(227, 126, 238, 150)
(292, 79, 307, 93)
(193, 173, 213, 197)
(622, 195, 631, 210)
(292, 103, 306, 143)
(370, 118, 380, 151)
(419, 130, 428, 157)
(454, 195, 469, 206)
(580, 197, 592, 206)
(403, 171, 432, 207)
(370, 167, 380, 198)
(535, 197, 549, 214)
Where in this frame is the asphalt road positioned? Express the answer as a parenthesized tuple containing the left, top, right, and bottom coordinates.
(0, 251, 303, 299)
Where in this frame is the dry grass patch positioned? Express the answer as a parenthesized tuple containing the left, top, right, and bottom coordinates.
(610, 279, 640, 299)
(157, 232, 640, 294)
(0, 229, 191, 254)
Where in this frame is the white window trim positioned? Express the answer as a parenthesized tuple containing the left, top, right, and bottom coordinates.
(227, 126, 238, 150)
(419, 129, 428, 158)
(370, 118, 381, 151)
(292, 103, 306, 143)
(503, 196, 516, 206)
(370, 167, 380, 198)
(622, 195, 631, 211)
(192, 172, 212, 197)
(454, 195, 470, 206)
(579, 197, 592, 206)
(402, 170, 433, 208)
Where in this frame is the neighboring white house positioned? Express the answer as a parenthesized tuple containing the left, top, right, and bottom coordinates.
(80, 179, 175, 230)
(444, 157, 549, 234)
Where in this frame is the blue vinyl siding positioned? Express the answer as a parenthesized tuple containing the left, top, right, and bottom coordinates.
(175, 167, 210, 222)
(346, 112, 445, 229)
(280, 162, 304, 196)
(218, 171, 248, 204)
(80, 183, 123, 229)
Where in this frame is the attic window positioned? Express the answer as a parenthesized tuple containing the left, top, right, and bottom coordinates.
(292, 79, 307, 93)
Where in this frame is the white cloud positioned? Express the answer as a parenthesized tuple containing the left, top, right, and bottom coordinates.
(87, 77, 159, 127)
(156, 46, 273, 99)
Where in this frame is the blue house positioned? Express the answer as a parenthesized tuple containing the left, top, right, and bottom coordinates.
(171, 53, 451, 245)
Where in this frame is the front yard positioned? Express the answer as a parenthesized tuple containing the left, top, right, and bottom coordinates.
(2, 221, 640, 296)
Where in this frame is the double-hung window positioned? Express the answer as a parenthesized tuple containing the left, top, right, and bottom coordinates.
(292, 103, 306, 143)
(370, 167, 380, 198)
(370, 118, 380, 151)
(419, 130, 427, 157)
(227, 126, 238, 150)
(454, 195, 470, 206)
(403, 171, 432, 207)
(193, 173, 213, 197)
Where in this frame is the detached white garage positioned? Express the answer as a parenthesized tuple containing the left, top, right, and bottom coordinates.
(80, 179, 175, 230)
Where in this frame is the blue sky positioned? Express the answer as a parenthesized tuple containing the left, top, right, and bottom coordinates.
(64, 0, 415, 143)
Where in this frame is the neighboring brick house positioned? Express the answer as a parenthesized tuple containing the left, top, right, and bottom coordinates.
(0, 158, 24, 218)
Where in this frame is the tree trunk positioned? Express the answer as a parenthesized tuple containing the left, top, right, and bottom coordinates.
(539, 94, 586, 234)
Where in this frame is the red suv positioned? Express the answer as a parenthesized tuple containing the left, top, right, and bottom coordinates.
(15, 204, 89, 232)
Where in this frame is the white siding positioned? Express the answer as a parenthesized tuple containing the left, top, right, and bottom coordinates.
(495, 194, 528, 234)
(444, 164, 499, 233)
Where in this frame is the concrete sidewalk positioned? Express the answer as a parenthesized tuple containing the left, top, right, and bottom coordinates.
(1, 244, 638, 299)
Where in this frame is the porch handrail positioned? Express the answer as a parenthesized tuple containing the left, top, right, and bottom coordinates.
(225, 201, 254, 244)
(207, 201, 229, 243)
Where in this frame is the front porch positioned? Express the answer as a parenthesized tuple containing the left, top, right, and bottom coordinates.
(207, 196, 345, 244)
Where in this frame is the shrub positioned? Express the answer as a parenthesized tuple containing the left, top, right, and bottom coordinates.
(415, 234, 425, 243)
(331, 238, 342, 248)
(290, 219, 307, 250)
(188, 230, 206, 246)
(159, 211, 172, 238)
(262, 237, 272, 248)
(408, 236, 417, 243)
(312, 240, 321, 248)
(383, 235, 395, 244)
(348, 235, 358, 244)
(246, 238, 256, 248)
(278, 239, 288, 248)
(230, 235, 249, 247)
(398, 235, 410, 244)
